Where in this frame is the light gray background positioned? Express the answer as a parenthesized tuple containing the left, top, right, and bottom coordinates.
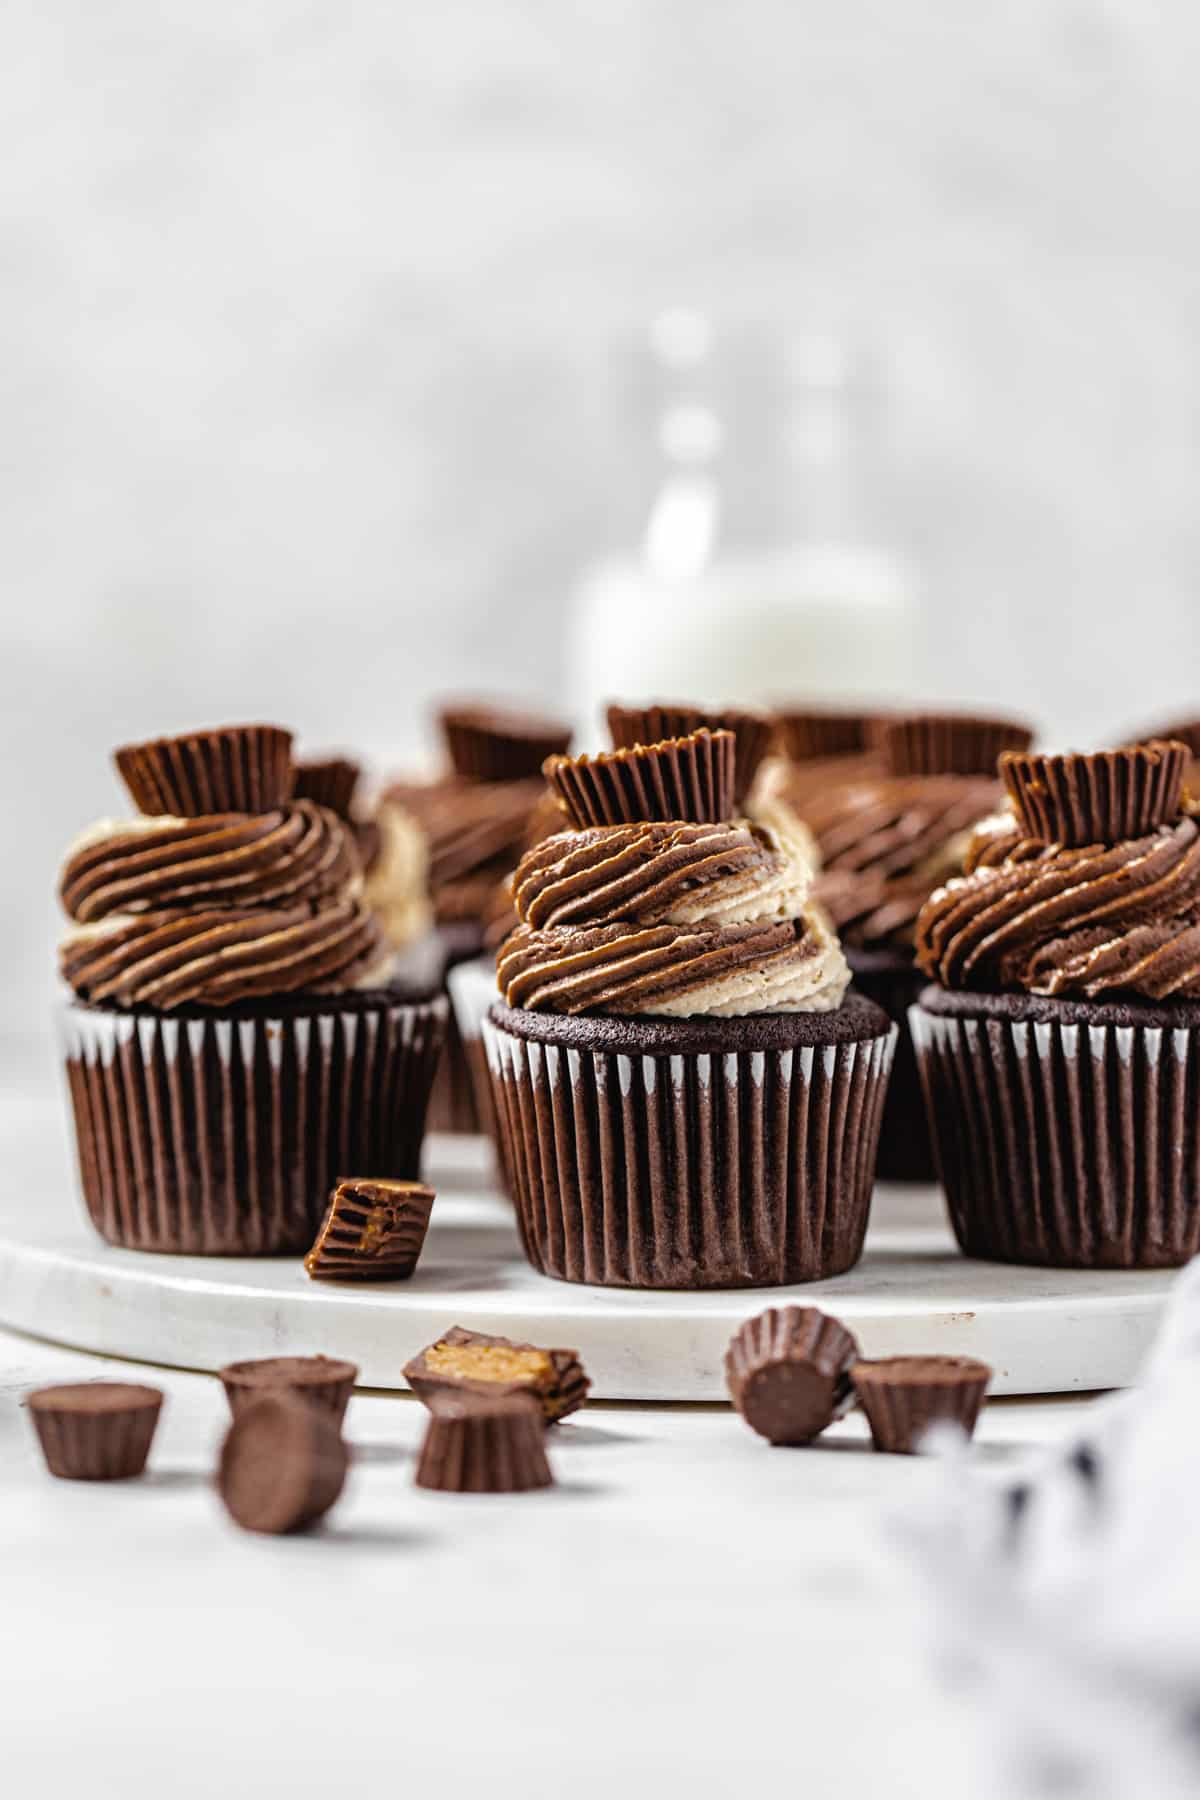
(5, 1, 1200, 1044)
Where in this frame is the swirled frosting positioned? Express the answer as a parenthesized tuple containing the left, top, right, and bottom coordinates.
(58, 800, 385, 1009)
(915, 814, 1200, 999)
(381, 774, 545, 925)
(796, 769, 1001, 951)
(496, 819, 849, 1017)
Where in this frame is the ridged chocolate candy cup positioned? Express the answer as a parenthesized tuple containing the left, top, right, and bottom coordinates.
(219, 1355, 359, 1425)
(114, 723, 294, 817)
(28, 1383, 163, 1480)
(911, 987, 1200, 1267)
(606, 703, 772, 807)
(852, 1354, 991, 1453)
(484, 999, 896, 1290)
(725, 1307, 858, 1445)
(59, 989, 447, 1255)
(414, 1396, 554, 1493)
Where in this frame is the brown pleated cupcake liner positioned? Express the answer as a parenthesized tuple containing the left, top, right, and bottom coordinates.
(28, 1384, 163, 1480)
(114, 723, 294, 817)
(1001, 741, 1186, 847)
(910, 999, 1200, 1267)
(852, 1355, 991, 1453)
(414, 1396, 554, 1493)
(606, 704, 772, 807)
(219, 1356, 359, 1424)
(219, 1396, 350, 1533)
(847, 954, 934, 1182)
(725, 1306, 859, 1445)
(545, 729, 735, 829)
(484, 1017, 896, 1288)
(59, 992, 448, 1255)
(292, 756, 362, 819)
(881, 712, 1033, 778)
(304, 1178, 435, 1281)
(439, 704, 572, 783)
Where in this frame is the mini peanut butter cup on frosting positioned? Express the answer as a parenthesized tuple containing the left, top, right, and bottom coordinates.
(292, 755, 363, 821)
(484, 736, 896, 1289)
(607, 703, 772, 808)
(440, 702, 572, 784)
(545, 728, 735, 829)
(114, 723, 294, 818)
(767, 706, 1034, 1183)
(56, 725, 447, 1256)
(913, 742, 1200, 1267)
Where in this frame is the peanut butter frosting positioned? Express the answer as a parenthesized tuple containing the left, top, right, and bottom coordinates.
(59, 779, 386, 1010)
(496, 819, 849, 1018)
(915, 807, 1200, 1002)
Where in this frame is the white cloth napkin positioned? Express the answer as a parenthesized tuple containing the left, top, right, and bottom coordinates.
(900, 1260, 1200, 1799)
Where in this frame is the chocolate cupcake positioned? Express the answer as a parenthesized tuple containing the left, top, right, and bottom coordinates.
(378, 703, 571, 1134)
(912, 740, 1200, 1267)
(784, 710, 1033, 1180)
(484, 731, 896, 1289)
(57, 724, 447, 1255)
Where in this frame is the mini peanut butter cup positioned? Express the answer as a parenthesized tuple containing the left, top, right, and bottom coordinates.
(414, 1394, 554, 1493)
(1125, 716, 1200, 761)
(27, 1382, 163, 1481)
(292, 756, 361, 819)
(607, 702, 771, 806)
(219, 1395, 349, 1534)
(304, 1178, 435, 1282)
(1002, 740, 1187, 847)
(439, 703, 572, 783)
(852, 1354, 991, 1454)
(404, 1325, 590, 1424)
(725, 1306, 859, 1446)
(545, 728, 735, 828)
(880, 711, 1033, 778)
(113, 723, 294, 817)
(773, 708, 877, 762)
(219, 1354, 358, 1426)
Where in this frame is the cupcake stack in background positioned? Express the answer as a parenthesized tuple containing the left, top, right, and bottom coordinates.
(373, 702, 572, 1134)
(51, 703, 1200, 1294)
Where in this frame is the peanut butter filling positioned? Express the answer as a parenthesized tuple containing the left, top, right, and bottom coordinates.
(423, 1343, 553, 1385)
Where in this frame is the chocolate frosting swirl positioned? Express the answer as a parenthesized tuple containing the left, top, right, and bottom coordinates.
(59, 785, 384, 1009)
(497, 818, 848, 1018)
(60, 802, 357, 923)
(915, 814, 1200, 999)
(61, 899, 381, 1009)
(803, 774, 1001, 951)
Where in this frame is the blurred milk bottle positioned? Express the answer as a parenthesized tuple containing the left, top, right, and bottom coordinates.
(565, 312, 918, 741)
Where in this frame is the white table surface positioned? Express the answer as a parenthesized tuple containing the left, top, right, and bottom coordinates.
(0, 1063, 1106, 1798)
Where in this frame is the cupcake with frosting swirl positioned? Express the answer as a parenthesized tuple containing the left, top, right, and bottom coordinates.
(773, 709, 1034, 1181)
(483, 727, 896, 1289)
(57, 723, 447, 1255)
(911, 739, 1200, 1267)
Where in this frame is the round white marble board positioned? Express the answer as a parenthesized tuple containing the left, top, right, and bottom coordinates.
(0, 1094, 1173, 1399)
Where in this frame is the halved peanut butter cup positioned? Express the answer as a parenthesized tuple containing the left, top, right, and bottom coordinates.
(1001, 740, 1187, 846)
(114, 723, 294, 817)
(545, 728, 735, 827)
